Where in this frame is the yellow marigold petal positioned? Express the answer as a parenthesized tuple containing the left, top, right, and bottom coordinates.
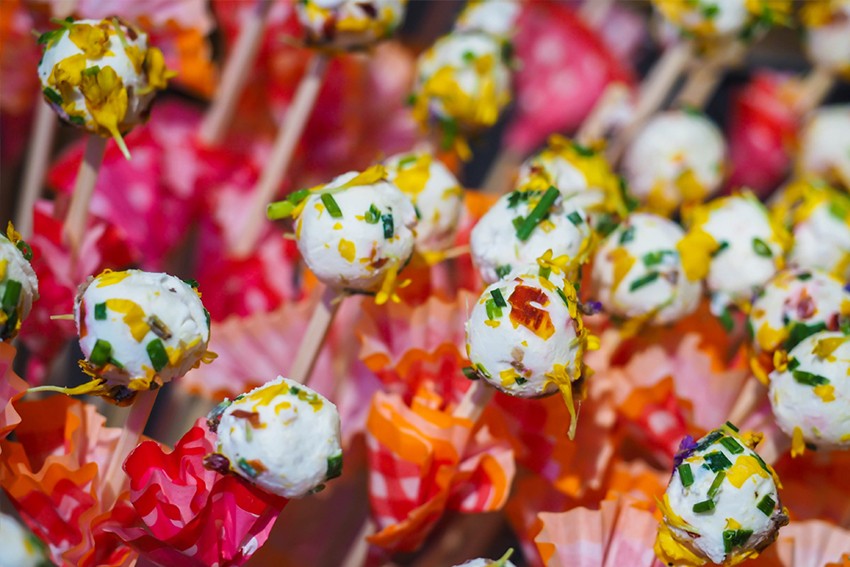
(791, 426, 806, 457)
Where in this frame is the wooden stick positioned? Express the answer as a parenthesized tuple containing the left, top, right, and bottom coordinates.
(198, 0, 274, 146)
(290, 285, 342, 384)
(63, 135, 108, 258)
(674, 40, 746, 110)
(339, 517, 375, 567)
(758, 431, 789, 466)
(16, 101, 57, 238)
(578, 0, 614, 28)
(727, 376, 766, 426)
(453, 380, 494, 423)
(101, 389, 158, 508)
(231, 53, 330, 258)
(606, 41, 694, 165)
(795, 66, 835, 116)
(480, 147, 523, 195)
(576, 81, 632, 145)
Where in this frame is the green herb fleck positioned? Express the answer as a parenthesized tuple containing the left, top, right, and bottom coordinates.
(629, 272, 659, 292)
(326, 453, 343, 480)
(68, 115, 86, 126)
(485, 298, 502, 320)
(725, 421, 739, 432)
(567, 211, 584, 226)
(619, 225, 635, 245)
(491, 288, 506, 308)
(237, 458, 259, 479)
(495, 265, 512, 279)
(476, 363, 492, 379)
(462, 366, 480, 380)
(89, 339, 113, 366)
(515, 376, 527, 385)
(2, 280, 22, 312)
(642, 250, 674, 266)
(289, 385, 301, 395)
(572, 142, 594, 157)
(321, 193, 342, 218)
(719, 308, 734, 332)
(381, 213, 394, 239)
(555, 287, 570, 307)
(720, 437, 744, 454)
(711, 241, 730, 257)
(786, 357, 800, 371)
(785, 321, 828, 351)
(538, 266, 551, 279)
(42, 87, 62, 105)
(752, 238, 772, 258)
(94, 302, 107, 320)
(723, 529, 753, 553)
(756, 495, 775, 516)
(82, 65, 101, 76)
(397, 155, 417, 168)
(693, 499, 715, 513)
(707, 471, 726, 498)
(678, 463, 694, 487)
(146, 339, 169, 372)
(703, 451, 733, 472)
(365, 204, 381, 224)
(792, 369, 830, 386)
(516, 186, 559, 241)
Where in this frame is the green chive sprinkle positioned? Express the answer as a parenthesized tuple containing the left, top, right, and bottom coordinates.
(321, 193, 343, 218)
(693, 499, 715, 513)
(15, 240, 33, 261)
(792, 369, 830, 387)
(512, 216, 525, 232)
(629, 272, 659, 292)
(719, 308, 735, 332)
(476, 363, 492, 379)
(786, 357, 800, 371)
(516, 186, 559, 241)
(94, 302, 107, 320)
(642, 250, 674, 266)
(82, 65, 100, 76)
(707, 471, 726, 498)
(725, 421, 739, 432)
(720, 437, 744, 454)
(267, 200, 296, 220)
(694, 431, 723, 452)
(555, 287, 570, 307)
(68, 115, 86, 126)
(797, 271, 812, 281)
(491, 288, 507, 308)
(397, 155, 417, 167)
(2, 280, 22, 312)
(619, 225, 635, 244)
(703, 451, 733, 472)
(711, 241, 730, 257)
(237, 458, 259, 479)
(495, 265, 512, 279)
(288, 188, 310, 204)
(752, 238, 772, 258)
(723, 529, 753, 553)
(461, 366, 480, 380)
(146, 339, 169, 372)
(567, 211, 584, 226)
(43, 87, 62, 105)
(678, 463, 694, 487)
(364, 204, 381, 224)
(326, 453, 343, 480)
(381, 213, 394, 239)
(289, 386, 301, 395)
(756, 495, 775, 516)
(485, 298, 502, 320)
(515, 376, 527, 385)
(785, 321, 827, 351)
(89, 339, 113, 366)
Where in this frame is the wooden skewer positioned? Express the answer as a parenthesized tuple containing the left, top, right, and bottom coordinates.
(16, 101, 57, 238)
(289, 285, 343, 385)
(727, 376, 766, 426)
(674, 40, 747, 110)
(63, 135, 108, 259)
(794, 66, 835, 115)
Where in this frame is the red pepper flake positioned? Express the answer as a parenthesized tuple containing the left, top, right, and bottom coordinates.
(247, 459, 268, 475)
(79, 300, 88, 338)
(795, 288, 815, 320)
(230, 409, 263, 428)
(508, 285, 555, 340)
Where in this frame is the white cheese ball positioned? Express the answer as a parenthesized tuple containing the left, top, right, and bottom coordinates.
(769, 331, 850, 450)
(657, 425, 788, 566)
(454, 0, 521, 39)
(592, 213, 700, 325)
(0, 232, 38, 341)
(749, 269, 850, 356)
(798, 105, 850, 190)
(465, 271, 589, 398)
(470, 189, 594, 284)
(452, 557, 516, 567)
(622, 111, 726, 215)
(384, 152, 464, 254)
(681, 194, 787, 311)
(0, 513, 49, 567)
(37, 19, 165, 141)
(413, 31, 511, 132)
(295, 168, 417, 293)
(295, 0, 406, 52)
(212, 376, 343, 498)
(74, 270, 211, 401)
(653, 0, 750, 39)
(802, 1, 850, 76)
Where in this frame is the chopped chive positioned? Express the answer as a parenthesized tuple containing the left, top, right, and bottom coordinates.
(237, 458, 259, 479)
(693, 499, 715, 513)
(725, 421, 739, 432)
(204, 309, 211, 331)
(642, 250, 674, 266)
(507, 190, 531, 209)
(146, 338, 169, 372)
(397, 155, 417, 167)
(792, 369, 830, 386)
(786, 357, 800, 371)
(571, 141, 594, 157)
(512, 216, 525, 232)
(381, 213, 394, 239)
(462, 50, 476, 62)
(495, 265, 512, 279)
(461, 366, 480, 380)
(595, 214, 619, 237)
(752, 238, 772, 258)
(555, 287, 570, 307)
(364, 204, 381, 224)
(678, 463, 694, 487)
(720, 437, 744, 454)
(267, 200, 296, 220)
(82, 65, 100, 76)
(485, 298, 502, 320)
(703, 451, 733, 472)
(288, 188, 310, 204)
(723, 529, 753, 553)
(785, 321, 827, 351)
(629, 272, 659, 292)
(89, 339, 113, 366)
(567, 211, 584, 226)
(2, 280, 22, 311)
(719, 308, 734, 332)
(797, 271, 812, 281)
(516, 186, 559, 241)
(42, 87, 62, 105)
(109, 357, 124, 369)
(619, 225, 635, 244)
(321, 193, 343, 218)
(15, 240, 33, 261)
(289, 385, 301, 395)
(94, 302, 107, 320)
(694, 430, 723, 451)
(515, 376, 527, 385)
(707, 471, 726, 498)
(756, 495, 775, 516)
(490, 289, 507, 308)
(711, 240, 730, 257)
(476, 363, 491, 379)
(326, 453, 343, 480)
(68, 115, 85, 126)
(413, 204, 422, 220)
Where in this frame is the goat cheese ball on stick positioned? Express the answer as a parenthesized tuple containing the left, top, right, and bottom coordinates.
(655, 423, 789, 566)
(800, 0, 850, 81)
(679, 193, 790, 314)
(465, 269, 597, 437)
(622, 110, 727, 216)
(295, 0, 407, 52)
(206, 376, 343, 498)
(37, 17, 173, 158)
(453, 0, 521, 39)
(383, 152, 464, 257)
(592, 213, 701, 326)
(769, 331, 850, 453)
(71, 269, 213, 405)
(797, 105, 850, 190)
(470, 186, 595, 284)
(653, 0, 789, 42)
(0, 224, 38, 341)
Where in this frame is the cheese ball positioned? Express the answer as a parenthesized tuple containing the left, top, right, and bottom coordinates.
(37, 18, 172, 157)
(622, 110, 726, 216)
(412, 32, 512, 144)
(0, 227, 38, 341)
(771, 178, 850, 280)
(679, 194, 789, 312)
(470, 187, 594, 284)
(383, 152, 464, 255)
(652, 0, 785, 41)
(208, 376, 343, 498)
(295, 0, 406, 52)
(454, 0, 521, 39)
(655, 424, 788, 566)
(749, 268, 850, 357)
(769, 331, 850, 451)
(797, 105, 850, 190)
(801, 0, 850, 79)
(516, 135, 626, 221)
(0, 513, 49, 567)
(74, 269, 211, 404)
(592, 213, 701, 326)
(452, 556, 516, 567)
(293, 166, 417, 294)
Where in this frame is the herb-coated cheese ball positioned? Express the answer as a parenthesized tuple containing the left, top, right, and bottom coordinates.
(679, 194, 790, 312)
(652, 0, 787, 42)
(797, 105, 850, 190)
(37, 18, 172, 157)
(0, 226, 38, 341)
(592, 213, 701, 326)
(384, 152, 464, 255)
(452, 555, 517, 567)
(655, 424, 788, 566)
(470, 187, 594, 284)
(295, 0, 406, 52)
(622, 111, 726, 216)
(769, 331, 850, 452)
(208, 376, 343, 498)
(292, 166, 417, 295)
(800, 1, 850, 79)
(74, 269, 212, 404)
(453, 0, 521, 39)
